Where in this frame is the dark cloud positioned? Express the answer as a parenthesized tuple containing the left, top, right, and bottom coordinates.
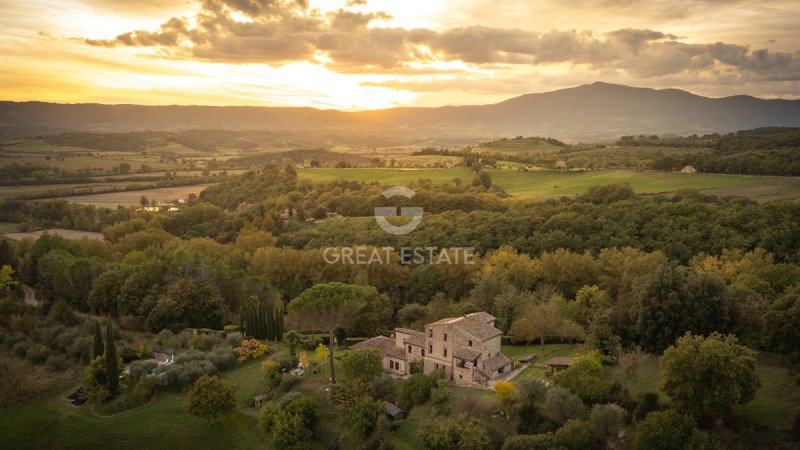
(82, 0, 800, 81)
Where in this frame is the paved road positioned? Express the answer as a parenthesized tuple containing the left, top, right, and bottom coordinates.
(21, 285, 38, 306)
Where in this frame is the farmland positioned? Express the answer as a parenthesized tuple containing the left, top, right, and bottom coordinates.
(299, 167, 785, 200)
(50, 184, 214, 207)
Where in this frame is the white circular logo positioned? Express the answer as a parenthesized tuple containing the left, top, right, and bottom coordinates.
(374, 186, 423, 235)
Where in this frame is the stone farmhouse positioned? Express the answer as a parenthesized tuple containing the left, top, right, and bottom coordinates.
(351, 312, 512, 385)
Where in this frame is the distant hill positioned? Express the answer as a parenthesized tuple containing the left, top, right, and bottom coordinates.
(2, 83, 800, 141)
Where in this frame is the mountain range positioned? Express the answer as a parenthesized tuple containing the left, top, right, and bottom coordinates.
(2, 82, 799, 142)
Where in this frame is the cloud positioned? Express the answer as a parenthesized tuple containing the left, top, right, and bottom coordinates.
(81, 0, 800, 81)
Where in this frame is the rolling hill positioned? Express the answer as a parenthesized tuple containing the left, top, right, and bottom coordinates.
(2, 83, 799, 142)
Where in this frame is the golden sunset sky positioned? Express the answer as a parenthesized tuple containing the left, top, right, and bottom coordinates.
(1, 0, 798, 109)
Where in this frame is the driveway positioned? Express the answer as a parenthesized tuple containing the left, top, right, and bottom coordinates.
(21, 285, 38, 306)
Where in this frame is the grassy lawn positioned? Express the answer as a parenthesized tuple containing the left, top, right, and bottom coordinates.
(0, 354, 271, 450)
(608, 352, 800, 430)
(0, 222, 21, 233)
(741, 353, 800, 429)
(502, 343, 583, 382)
(608, 354, 663, 399)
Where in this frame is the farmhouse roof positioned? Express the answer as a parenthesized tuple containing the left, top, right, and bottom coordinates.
(485, 353, 512, 371)
(350, 336, 405, 359)
(453, 347, 482, 361)
(427, 314, 503, 341)
(394, 328, 426, 347)
(545, 357, 575, 367)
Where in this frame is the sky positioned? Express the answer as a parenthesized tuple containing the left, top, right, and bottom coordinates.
(0, 0, 798, 110)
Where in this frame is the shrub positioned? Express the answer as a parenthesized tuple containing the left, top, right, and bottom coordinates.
(275, 354, 297, 372)
(118, 315, 145, 331)
(400, 373, 439, 410)
(69, 336, 94, 361)
(131, 377, 160, 403)
(26, 344, 49, 364)
(191, 333, 220, 351)
(370, 374, 396, 402)
(49, 300, 78, 325)
(120, 346, 138, 364)
(225, 332, 243, 347)
(159, 360, 217, 388)
(176, 331, 192, 348)
(185, 375, 235, 423)
(157, 329, 174, 346)
(234, 339, 269, 363)
(279, 374, 301, 393)
(46, 354, 66, 371)
(127, 360, 158, 383)
(502, 434, 556, 450)
(542, 387, 587, 426)
(12, 340, 30, 358)
(634, 392, 661, 422)
(207, 346, 236, 370)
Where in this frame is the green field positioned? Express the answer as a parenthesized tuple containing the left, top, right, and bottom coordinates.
(298, 167, 783, 200)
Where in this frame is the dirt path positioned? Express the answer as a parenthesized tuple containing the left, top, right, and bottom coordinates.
(21, 284, 38, 306)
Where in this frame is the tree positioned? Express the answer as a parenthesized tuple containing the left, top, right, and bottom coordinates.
(634, 267, 733, 351)
(516, 379, 546, 433)
(633, 410, 710, 450)
(314, 343, 329, 379)
(421, 414, 491, 450)
(185, 375, 235, 423)
(139, 195, 149, 207)
(400, 372, 439, 410)
(494, 380, 517, 416)
(472, 170, 492, 189)
(240, 294, 284, 341)
(660, 332, 759, 418)
(341, 349, 383, 383)
(542, 386, 586, 426)
(286, 282, 373, 384)
(93, 320, 104, 359)
(764, 285, 800, 353)
(348, 395, 384, 438)
(0, 264, 18, 296)
(105, 321, 119, 395)
(509, 296, 583, 348)
(589, 403, 625, 441)
(260, 395, 317, 450)
(554, 351, 613, 404)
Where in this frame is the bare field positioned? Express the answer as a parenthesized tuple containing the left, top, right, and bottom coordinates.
(51, 184, 214, 207)
(3, 228, 105, 241)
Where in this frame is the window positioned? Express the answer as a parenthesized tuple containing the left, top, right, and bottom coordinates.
(429, 345, 433, 353)
(468, 340, 472, 347)
(444, 333, 447, 342)
(422, 349, 425, 357)
(408, 345, 412, 353)
(444, 348, 447, 357)
(428, 329, 433, 338)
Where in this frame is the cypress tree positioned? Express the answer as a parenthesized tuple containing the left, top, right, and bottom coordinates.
(105, 321, 119, 394)
(93, 321, 104, 359)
